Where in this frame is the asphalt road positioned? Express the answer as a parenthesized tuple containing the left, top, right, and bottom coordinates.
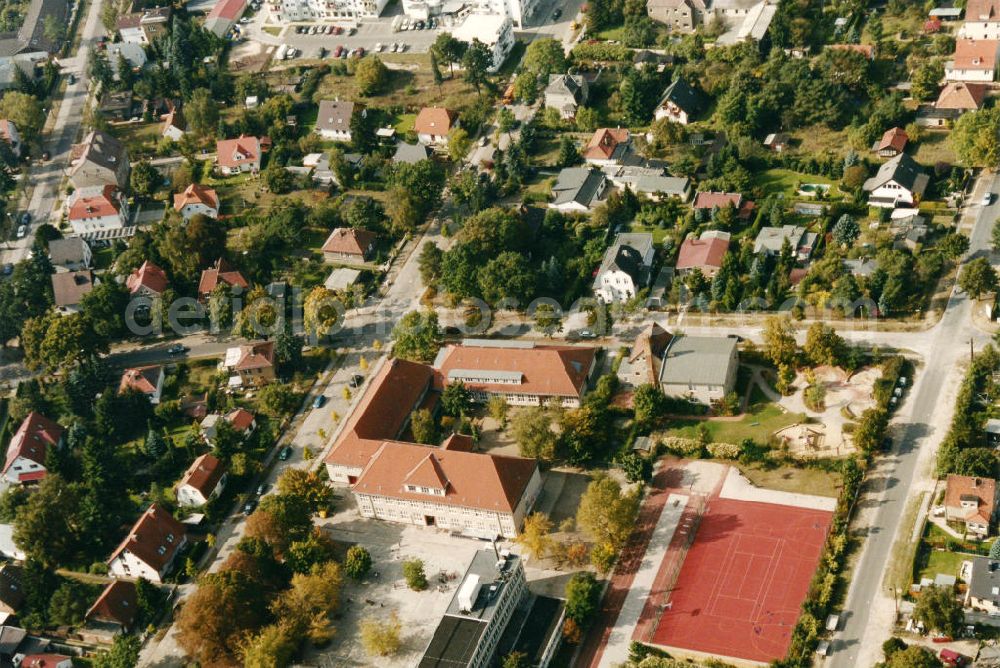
(826, 172, 1000, 667)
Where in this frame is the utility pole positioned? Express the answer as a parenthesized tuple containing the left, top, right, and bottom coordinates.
(972, 338, 975, 363)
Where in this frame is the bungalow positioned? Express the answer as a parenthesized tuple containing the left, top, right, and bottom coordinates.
(198, 258, 249, 300)
(603, 167, 691, 200)
(48, 238, 92, 271)
(0, 120, 20, 157)
(2, 413, 63, 486)
(763, 132, 790, 153)
(200, 408, 256, 444)
(321, 228, 377, 263)
(753, 225, 817, 261)
(692, 191, 756, 219)
(107, 504, 187, 583)
(175, 454, 227, 507)
(221, 341, 276, 387)
(125, 260, 168, 297)
(583, 128, 631, 166)
(67, 185, 129, 235)
(593, 232, 655, 302)
(544, 73, 588, 119)
(173, 183, 219, 220)
(119, 365, 165, 404)
(659, 335, 739, 404)
(618, 322, 673, 387)
(549, 167, 609, 213)
(216, 135, 262, 175)
(315, 100, 356, 142)
(653, 78, 706, 125)
(433, 339, 598, 408)
(872, 127, 908, 157)
(83, 580, 137, 644)
(862, 153, 929, 208)
(675, 230, 730, 278)
(945, 38, 1000, 82)
(51, 270, 96, 313)
(20, 655, 73, 668)
(944, 474, 997, 536)
(414, 107, 458, 146)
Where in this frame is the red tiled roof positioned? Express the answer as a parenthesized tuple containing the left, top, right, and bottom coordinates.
(125, 260, 169, 295)
(225, 408, 255, 432)
(216, 135, 261, 169)
(20, 655, 72, 668)
(676, 234, 729, 273)
(967, 0, 1000, 21)
(692, 191, 755, 218)
(936, 81, 987, 110)
(952, 38, 1000, 70)
(177, 453, 226, 498)
(119, 365, 162, 396)
(4, 412, 63, 474)
(85, 579, 137, 628)
(441, 433, 475, 451)
(108, 504, 186, 573)
(173, 183, 219, 212)
(582, 128, 629, 161)
(207, 0, 246, 21)
(945, 474, 997, 523)
(414, 107, 457, 136)
(321, 228, 377, 256)
(234, 341, 274, 371)
(198, 258, 249, 297)
(325, 358, 435, 470)
(51, 270, 95, 307)
(0, 120, 17, 145)
(68, 185, 121, 221)
(876, 127, 908, 153)
(433, 342, 596, 399)
(353, 441, 538, 514)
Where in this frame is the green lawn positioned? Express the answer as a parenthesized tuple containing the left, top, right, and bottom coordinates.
(628, 222, 670, 245)
(737, 462, 842, 498)
(668, 402, 805, 445)
(755, 168, 842, 201)
(915, 547, 971, 584)
(394, 113, 416, 135)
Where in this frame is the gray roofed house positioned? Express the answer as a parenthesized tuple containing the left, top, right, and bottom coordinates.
(69, 130, 131, 190)
(753, 225, 817, 261)
(549, 167, 609, 213)
(659, 335, 739, 404)
(51, 270, 96, 313)
(315, 100, 356, 142)
(646, 0, 706, 32)
(654, 78, 706, 125)
(967, 557, 1000, 613)
(0, 0, 68, 57)
(544, 73, 589, 119)
(392, 141, 431, 164)
(594, 232, 655, 302)
(843, 257, 878, 277)
(48, 237, 92, 270)
(603, 164, 691, 200)
(862, 153, 929, 208)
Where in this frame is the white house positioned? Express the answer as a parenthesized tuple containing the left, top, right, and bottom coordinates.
(659, 335, 739, 404)
(107, 504, 187, 583)
(544, 74, 588, 119)
(119, 366, 165, 404)
(1, 413, 64, 486)
(451, 13, 514, 73)
(945, 38, 1000, 82)
(414, 107, 457, 146)
(175, 454, 227, 507)
(216, 136, 263, 175)
(266, 0, 388, 22)
(549, 167, 609, 213)
(594, 232, 655, 302)
(653, 78, 706, 125)
(960, 0, 1000, 39)
(315, 100, 356, 142)
(173, 183, 220, 220)
(67, 185, 129, 236)
(862, 153, 929, 208)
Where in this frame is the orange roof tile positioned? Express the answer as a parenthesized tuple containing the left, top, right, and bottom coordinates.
(108, 504, 186, 573)
(582, 128, 630, 161)
(177, 453, 226, 498)
(3, 412, 63, 474)
(936, 81, 987, 110)
(119, 365, 162, 396)
(125, 260, 169, 295)
(173, 183, 219, 212)
(952, 38, 1000, 70)
(414, 107, 457, 136)
(86, 579, 137, 628)
(216, 135, 261, 169)
(68, 185, 121, 221)
(945, 474, 997, 523)
(198, 258, 249, 297)
(321, 228, 377, 256)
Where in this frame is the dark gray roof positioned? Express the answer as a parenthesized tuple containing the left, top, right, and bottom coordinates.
(72, 130, 127, 174)
(552, 167, 606, 208)
(659, 335, 738, 387)
(969, 557, 1000, 602)
(545, 73, 586, 104)
(658, 78, 706, 116)
(392, 141, 430, 164)
(315, 99, 355, 133)
(48, 237, 89, 265)
(863, 153, 929, 195)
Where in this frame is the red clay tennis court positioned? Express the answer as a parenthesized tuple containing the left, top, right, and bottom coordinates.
(650, 497, 833, 664)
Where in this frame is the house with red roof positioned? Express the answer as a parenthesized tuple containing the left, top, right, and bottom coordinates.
(19, 655, 73, 668)
(198, 258, 249, 300)
(2, 413, 64, 486)
(322, 228, 377, 262)
(205, 0, 246, 37)
(675, 230, 730, 278)
(125, 261, 169, 297)
(216, 135, 262, 175)
(414, 107, 458, 146)
(583, 128, 631, 166)
(108, 504, 187, 583)
(692, 191, 756, 219)
(67, 185, 128, 235)
(961, 0, 1000, 40)
(173, 183, 219, 220)
(200, 408, 256, 445)
(0, 120, 21, 157)
(945, 38, 1000, 82)
(945, 474, 997, 536)
(176, 454, 227, 507)
(324, 355, 546, 538)
(872, 127, 908, 158)
(83, 579, 137, 643)
(221, 341, 275, 386)
(119, 366, 165, 404)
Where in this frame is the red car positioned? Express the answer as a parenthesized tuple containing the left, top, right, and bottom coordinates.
(940, 648, 969, 666)
(333, 45, 343, 57)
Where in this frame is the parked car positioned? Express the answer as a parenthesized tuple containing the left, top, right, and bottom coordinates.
(349, 374, 364, 388)
(167, 343, 188, 355)
(324, 24, 333, 34)
(333, 25, 343, 34)
(2, 263, 13, 276)
(374, 42, 383, 52)
(256, 483, 269, 496)
(983, 192, 993, 206)
(397, 43, 407, 52)
(312, 395, 326, 408)
(552, 7, 562, 18)
(278, 445, 293, 461)
(243, 498, 258, 515)
(15, 225, 25, 239)
(67, 73, 76, 84)
(333, 45, 343, 57)
(940, 649, 969, 666)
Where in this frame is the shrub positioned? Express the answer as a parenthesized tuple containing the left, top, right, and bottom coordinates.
(402, 558, 427, 591)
